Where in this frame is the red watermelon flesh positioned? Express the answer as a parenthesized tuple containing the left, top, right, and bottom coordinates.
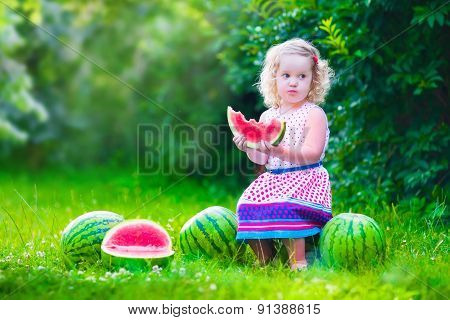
(227, 106, 286, 149)
(102, 220, 174, 258)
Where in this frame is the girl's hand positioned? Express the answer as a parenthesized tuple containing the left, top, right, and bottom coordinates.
(233, 135, 248, 152)
(257, 140, 274, 154)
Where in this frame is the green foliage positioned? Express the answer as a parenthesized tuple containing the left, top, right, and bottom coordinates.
(318, 17, 349, 56)
(411, 2, 449, 28)
(1, 0, 232, 165)
(209, 0, 449, 205)
(0, 1, 48, 145)
(0, 0, 447, 208)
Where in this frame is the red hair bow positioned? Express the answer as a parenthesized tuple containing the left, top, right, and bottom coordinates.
(312, 55, 318, 64)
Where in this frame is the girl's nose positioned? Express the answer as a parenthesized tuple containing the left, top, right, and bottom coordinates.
(289, 79, 298, 86)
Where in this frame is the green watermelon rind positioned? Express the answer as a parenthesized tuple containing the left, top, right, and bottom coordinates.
(319, 213, 386, 269)
(101, 219, 175, 272)
(227, 106, 240, 137)
(179, 206, 245, 260)
(101, 251, 174, 272)
(268, 121, 286, 146)
(60, 211, 124, 265)
(227, 106, 286, 149)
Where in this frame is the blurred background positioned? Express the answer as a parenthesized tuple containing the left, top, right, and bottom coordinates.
(0, 0, 448, 211)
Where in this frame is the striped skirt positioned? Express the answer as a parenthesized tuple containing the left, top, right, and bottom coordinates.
(236, 161, 332, 240)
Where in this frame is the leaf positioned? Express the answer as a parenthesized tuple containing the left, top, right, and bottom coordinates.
(427, 15, 435, 28)
(413, 87, 423, 95)
(334, 28, 341, 37)
(374, 54, 383, 65)
(436, 13, 444, 26)
(0, 117, 28, 143)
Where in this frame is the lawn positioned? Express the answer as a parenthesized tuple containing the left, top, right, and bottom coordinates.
(0, 166, 448, 299)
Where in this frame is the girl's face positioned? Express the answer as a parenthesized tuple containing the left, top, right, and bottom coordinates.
(276, 54, 313, 106)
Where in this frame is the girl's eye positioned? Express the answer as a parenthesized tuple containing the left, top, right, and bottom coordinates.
(281, 74, 305, 79)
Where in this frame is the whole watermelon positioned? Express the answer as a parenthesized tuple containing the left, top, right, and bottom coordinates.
(319, 213, 386, 268)
(179, 206, 244, 259)
(61, 211, 124, 265)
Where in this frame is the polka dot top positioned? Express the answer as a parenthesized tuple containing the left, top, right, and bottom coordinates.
(262, 102, 330, 170)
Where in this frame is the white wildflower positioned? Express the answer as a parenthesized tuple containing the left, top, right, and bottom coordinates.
(152, 265, 162, 275)
(118, 268, 127, 274)
(209, 284, 217, 291)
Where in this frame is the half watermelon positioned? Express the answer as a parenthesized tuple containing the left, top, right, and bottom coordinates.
(227, 106, 286, 149)
(101, 220, 175, 272)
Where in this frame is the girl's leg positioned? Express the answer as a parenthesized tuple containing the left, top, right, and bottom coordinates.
(248, 239, 275, 265)
(282, 238, 307, 269)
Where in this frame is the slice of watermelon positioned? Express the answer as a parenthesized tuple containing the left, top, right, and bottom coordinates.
(227, 106, 286, 149)
(101, 220, 175, 272)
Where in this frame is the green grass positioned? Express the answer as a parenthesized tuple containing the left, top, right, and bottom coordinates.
(0, 166, 448, 299)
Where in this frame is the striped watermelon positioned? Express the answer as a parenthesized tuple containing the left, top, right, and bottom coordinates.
(101, 220, 174, 272)
(179, 206, 244, 259)
(61, 211, 123, 265)
(61, 211, 124, 265)
(319, 213, 386, 268)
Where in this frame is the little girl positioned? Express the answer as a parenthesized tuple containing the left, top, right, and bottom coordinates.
(233, 38, 334, 271)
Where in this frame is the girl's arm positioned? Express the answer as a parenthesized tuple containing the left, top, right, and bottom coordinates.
(260, 108, 327, 165)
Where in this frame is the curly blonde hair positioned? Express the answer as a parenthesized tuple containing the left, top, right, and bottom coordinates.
(256, 38, 334, 108)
